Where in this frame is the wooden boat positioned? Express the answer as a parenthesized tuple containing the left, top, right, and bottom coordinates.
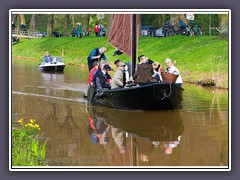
(86, 14, 184, 110)
(38, 57, 66, 72)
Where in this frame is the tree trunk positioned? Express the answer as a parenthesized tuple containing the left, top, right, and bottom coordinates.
(157, 15, 162, 27)
(82, 14, 89, 34)
(12, 14, 18, 24)
(63, 14, 69, 36)
(17, 15, 21, 30)
(29, 14, 36, 32)
(20, 14, 25, 25)
(170, 14, 180, 32)
(47, 14, 53, 37)
(106, 14, 114, 37)
(219, 14, 229, 37)
(71, 15, 75, 28)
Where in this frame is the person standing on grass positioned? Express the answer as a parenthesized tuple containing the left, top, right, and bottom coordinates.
(94, 24, 99, 37)
(77, 23, 83, 38)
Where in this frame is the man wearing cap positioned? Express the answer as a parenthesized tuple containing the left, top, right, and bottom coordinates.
(114, 59, 130, 82)
(87, 47, 107, 71)
(111, 62, 127, 89)
(93, 64, 112, 90)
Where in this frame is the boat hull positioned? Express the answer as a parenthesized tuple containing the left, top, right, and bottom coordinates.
(89, 83, 183, 110)
(38, 63, 65, 72)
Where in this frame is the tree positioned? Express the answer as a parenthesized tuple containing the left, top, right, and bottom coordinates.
(63, 14, 69, 36)
(29, 14, 36, 32)
(82, 14, 89, 34)
(47, 14, 53, 37)
(12, 14, 18, 24)
(170, 14, 180, 31)
(106, 14, 114, 37)
(219, 14, 228, 37)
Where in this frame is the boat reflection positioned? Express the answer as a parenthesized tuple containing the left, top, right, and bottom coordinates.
(86, 106, 184, 165)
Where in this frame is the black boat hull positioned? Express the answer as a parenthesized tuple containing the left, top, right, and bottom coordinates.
(38, 65, 65, 72)
(89, 83, 183, 110)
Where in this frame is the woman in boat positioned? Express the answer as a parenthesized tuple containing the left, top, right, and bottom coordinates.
(164, 58, 183, 87)
(152, 62, 163, 82)
(87, 47, 108, 71)
(132, 55, 158, 84)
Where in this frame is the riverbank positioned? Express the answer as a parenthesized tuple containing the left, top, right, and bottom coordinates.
(12, 35, 229, 89)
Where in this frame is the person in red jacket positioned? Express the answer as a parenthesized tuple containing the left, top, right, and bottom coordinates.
(88, 61, 100, 85)
(94, 24, 99, 37)
(83, 61, 100, 98)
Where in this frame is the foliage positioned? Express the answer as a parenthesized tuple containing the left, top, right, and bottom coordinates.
(17, 14, 221, 36)
(141, 14, 220, 36)
(12, 118, 48, 166)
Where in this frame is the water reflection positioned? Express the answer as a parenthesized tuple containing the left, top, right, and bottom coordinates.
(40, 72, 65, 96)
(86, 106, 184, 165)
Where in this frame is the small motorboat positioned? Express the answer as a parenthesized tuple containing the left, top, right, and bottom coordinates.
(38, 57, 66, 72)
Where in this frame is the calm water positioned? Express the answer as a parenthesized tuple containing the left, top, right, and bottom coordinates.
(11, 60, 229, 168)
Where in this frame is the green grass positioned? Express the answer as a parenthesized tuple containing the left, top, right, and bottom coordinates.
(12, 35, 229, 88)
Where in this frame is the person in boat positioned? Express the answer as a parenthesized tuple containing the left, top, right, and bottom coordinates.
(152, 62, 163, 82)
(93, 64, 112, 91)
(164, 58, 183, 87)
(111, 62, 127, 89)
(44, 51, 53, 63)
(87, 47, 107, 71)
(132, 55, 158, 84)
(114, 59, 130, 82)
(83, 61, 100, 98)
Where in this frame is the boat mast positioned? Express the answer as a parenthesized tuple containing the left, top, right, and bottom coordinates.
(131, 14, 137, 75)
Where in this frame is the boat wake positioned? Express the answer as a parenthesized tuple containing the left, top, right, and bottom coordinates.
(12, 91, 87, 103)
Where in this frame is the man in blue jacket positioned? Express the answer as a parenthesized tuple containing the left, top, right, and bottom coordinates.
(87, 47, 107, 71)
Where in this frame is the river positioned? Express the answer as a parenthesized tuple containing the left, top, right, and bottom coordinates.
(11, 60, 229, 169)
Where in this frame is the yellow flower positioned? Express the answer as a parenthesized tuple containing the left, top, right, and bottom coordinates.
(17, 119, 23, 123)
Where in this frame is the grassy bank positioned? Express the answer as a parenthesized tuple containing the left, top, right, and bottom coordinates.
(12, 35, 229, 88)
